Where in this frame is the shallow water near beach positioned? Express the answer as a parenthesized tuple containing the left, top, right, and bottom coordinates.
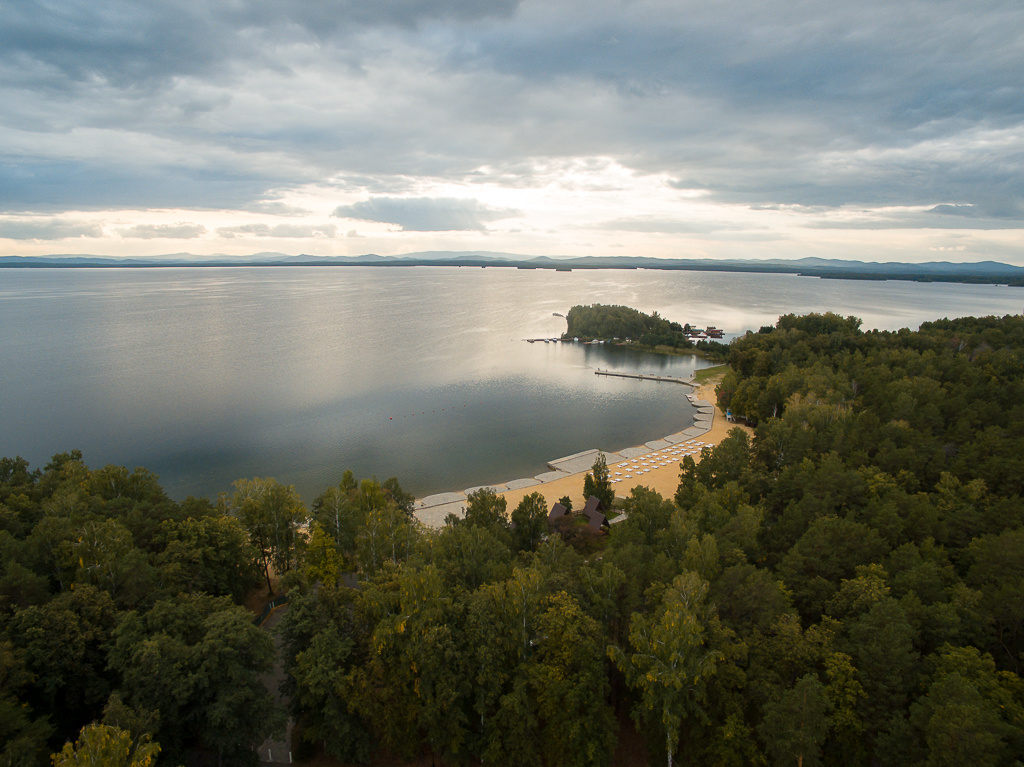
(2, 266, 1021, 501)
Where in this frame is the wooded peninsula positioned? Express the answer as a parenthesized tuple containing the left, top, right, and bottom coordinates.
(2, 312, 1023, 765)
(563, 303, 729, 355)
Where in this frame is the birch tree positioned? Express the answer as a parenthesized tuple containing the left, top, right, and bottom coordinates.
(610, 571, 723, 767)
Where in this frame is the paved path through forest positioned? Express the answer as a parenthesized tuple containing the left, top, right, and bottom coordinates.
(257, 603, 294, 765)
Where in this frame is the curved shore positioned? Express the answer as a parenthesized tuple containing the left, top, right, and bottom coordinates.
(413, 380, 752, 528)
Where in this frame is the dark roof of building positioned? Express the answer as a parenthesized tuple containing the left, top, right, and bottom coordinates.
(582, 496, 607, 531)
(548, 502, 568, 524)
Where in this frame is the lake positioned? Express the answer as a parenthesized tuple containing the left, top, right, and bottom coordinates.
(1, 266, 1021, 501)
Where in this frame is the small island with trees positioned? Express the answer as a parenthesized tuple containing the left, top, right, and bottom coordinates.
(562, 303, 729, 355)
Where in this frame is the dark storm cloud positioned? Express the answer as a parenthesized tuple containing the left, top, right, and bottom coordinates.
(0, 1, 226, 86)
(238, 0, 523, 38)
(332, 197, 520, 231)
(0, 0, 523, 85)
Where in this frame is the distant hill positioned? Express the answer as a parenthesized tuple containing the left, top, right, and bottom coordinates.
(3, 252, 1024, 286)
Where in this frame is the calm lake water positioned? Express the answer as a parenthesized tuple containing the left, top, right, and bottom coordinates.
(2, 266, 1021, 501)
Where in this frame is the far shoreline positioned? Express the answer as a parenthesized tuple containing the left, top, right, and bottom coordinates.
(4, 256, 1024, 287)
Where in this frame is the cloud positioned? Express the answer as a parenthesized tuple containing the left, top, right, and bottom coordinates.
(242, 200, 312, 217)
(927, 196, 1024, 221)
(242, 0, 524, 37)
(0, 217, 103, 240)
(2, 0, 1024, 259)
(595, 216, 722, 234)
(809, 209, 1024, 231)
(332, 197, 521, 231)
(216, 223, 337, 238)
(928, 204, 981, 217)
(0, 157, 291, 212)
(0, 0, 524, 87)
(117, 223, 207, 239)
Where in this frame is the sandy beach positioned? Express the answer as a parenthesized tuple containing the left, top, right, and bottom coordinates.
(414, 376, 753, 527)
(499, 379, 749, 511)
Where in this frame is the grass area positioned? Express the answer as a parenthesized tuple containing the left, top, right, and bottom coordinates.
(693, 364, 729, 384)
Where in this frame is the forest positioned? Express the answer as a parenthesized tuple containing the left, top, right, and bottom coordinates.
(563, 304, 694, 350)
(2, 312, 1024, 766)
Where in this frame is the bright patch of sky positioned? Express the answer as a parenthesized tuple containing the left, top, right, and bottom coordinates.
(2, 0, 1022, 263)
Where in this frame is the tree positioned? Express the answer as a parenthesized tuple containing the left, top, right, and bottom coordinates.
(510, 492, 548, 552)
(50, 723, 159, 767)
(711, 564, 793, 638)
(301, 523, 346, 587)
(845, 598, 919, 745)
(462, 487, 509, 531)
(0, 640, 52, 765)
(966, 528, 1024, 670)
(109, 594, 280, 765)
(277, 583, 370, 763)
(758, 674, 832, 767)
(67, 519, 151, 606)
(912, 673, 1007, 767)
(745, 614, 834, 709)
(348, 564, 470, 762)
(470, 567, 545, 762)
(430, 521, 512, 590)
(310, 483, 362, 559)
(610, 571, 724, 767)
(289, 624, 371, 763)
(156, 514, 260, 602)
(12, 585, 118, 739)
(0, 560, 49, 615)
(226, 477, 307, 593)
(583, 453, 614, 511)
(822, 652, 866, 766)
(530, 592, 617, 767)
(382, 477, 415, 516)
(777, 516, 888, 620)
(100, 693, 160, 757)
(908, 645, 1024, 767)
(355, 501, 416, 577)
(575, 560, 627, 644)
(617, 486, 675, 547)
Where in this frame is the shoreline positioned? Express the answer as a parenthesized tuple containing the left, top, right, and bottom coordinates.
(413, 379, 751, 528)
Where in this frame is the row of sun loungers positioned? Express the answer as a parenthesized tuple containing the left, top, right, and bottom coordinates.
(609, 439, 709, 482)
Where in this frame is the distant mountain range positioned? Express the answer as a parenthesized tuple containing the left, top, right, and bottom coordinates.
(3, 252, 1024, 286)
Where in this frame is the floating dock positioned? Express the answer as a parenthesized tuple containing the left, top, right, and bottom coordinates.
(595, 369, 695, 386)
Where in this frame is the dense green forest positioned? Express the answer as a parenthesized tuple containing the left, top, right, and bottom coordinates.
(3, 312, 1024, 765)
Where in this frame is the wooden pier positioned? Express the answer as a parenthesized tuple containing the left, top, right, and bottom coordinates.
(595, 369, 695, 386)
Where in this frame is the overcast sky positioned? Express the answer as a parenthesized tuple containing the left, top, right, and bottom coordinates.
(2, 0, 1023, 262)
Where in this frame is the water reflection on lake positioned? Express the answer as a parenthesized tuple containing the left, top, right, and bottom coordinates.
(1, 266, 1020, 500)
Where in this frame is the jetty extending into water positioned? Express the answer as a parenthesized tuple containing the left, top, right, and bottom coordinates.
(594, 369, 695, 386)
